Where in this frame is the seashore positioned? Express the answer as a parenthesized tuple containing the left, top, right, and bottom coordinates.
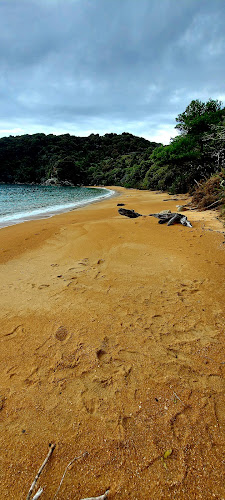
(0, 186, 225, 499)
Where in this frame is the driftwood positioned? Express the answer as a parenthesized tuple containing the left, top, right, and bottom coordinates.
(25, 446, 109, 500)
(53, 452, 88, 499)
(200, 199, 222, 210)
(149, 212, 192, 227)
(80, 490, 110, 500)
(173, 391, 185, 405)
(118, 208, 142, 218)
(118, 207, 192, 227)
(32, 488, 43, 500)
(26, 443, 55, 500)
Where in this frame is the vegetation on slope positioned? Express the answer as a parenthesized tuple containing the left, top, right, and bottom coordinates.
(0, 99, 224, 205)
(191, 171, 225, 211)
(143, 99, 225, 194)
(0, 132, 159, 187)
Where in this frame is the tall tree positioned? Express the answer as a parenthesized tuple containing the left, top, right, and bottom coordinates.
(175, 99, 223, 135)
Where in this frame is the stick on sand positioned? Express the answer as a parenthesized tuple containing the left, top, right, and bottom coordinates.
(80, 490, 110, 500)
(53, 451, 88, 499)
(26, 443, 56, 500)
(31, 488, 43, 499)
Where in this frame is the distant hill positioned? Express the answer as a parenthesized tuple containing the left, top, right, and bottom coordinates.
(1, 99, 224, 197)
(0, 132, 160, 188)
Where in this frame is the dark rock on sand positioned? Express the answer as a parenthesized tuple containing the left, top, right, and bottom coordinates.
(118, 208, 142, 218)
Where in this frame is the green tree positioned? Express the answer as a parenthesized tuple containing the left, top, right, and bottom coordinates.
(55, 156, 80, 184)
(175, 99, 223, 135)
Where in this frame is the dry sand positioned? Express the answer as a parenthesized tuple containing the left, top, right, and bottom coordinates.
(0, 187, 225, 499)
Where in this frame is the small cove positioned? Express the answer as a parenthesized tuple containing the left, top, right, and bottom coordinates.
(0, 184, 114, 228)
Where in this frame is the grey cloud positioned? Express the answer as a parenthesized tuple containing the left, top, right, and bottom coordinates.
(0, 0, 224, 142)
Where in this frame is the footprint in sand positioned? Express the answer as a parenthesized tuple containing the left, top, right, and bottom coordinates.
(97, 259, 105, 265)
(31, 284, 50, 289)
(0, 395, 5, 410)
(24, 367, 39, 387)
(4, 325, 24, 338)
(176, 280, 201, 303)
(55, 325, 70, 342)
(96, 337, 109, 362)
(78, 258, 89, 266)
(96, 348, 107, 361)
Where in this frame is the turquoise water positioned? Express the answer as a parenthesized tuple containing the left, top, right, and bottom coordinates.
(0, 184, 114, 228)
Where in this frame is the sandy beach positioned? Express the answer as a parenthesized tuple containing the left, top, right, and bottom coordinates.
(0, 187, 225, 499)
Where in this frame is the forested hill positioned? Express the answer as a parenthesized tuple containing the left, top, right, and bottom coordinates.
(0, 99, 224, 196)
(0, 132, 160, 188)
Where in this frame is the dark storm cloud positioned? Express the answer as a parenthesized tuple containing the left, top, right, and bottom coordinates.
(0, 0, 224, 142)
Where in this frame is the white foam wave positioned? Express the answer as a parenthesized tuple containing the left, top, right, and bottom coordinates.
(0, 187, 115, 228)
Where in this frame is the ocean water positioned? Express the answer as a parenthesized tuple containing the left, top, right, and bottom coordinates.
(0, 184, 114, 228)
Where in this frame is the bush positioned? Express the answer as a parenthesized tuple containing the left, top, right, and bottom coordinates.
(191, 171, 225, 209)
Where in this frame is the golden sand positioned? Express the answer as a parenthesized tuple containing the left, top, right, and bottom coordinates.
(0, 187, 224, 499)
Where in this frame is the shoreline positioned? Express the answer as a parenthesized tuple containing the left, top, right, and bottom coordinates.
(0, 187, 225, 498)
(0, 185, 116, 229)
(0, 186, 223, 266)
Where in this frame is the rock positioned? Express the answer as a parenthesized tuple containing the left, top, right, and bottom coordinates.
(60, 180, 74, 186)
(117, 203, 125, 206)
(44, 177, 59, 186)
(176, 205, 188, 211)
(118, 208, 142, 218)
(43, 178, 74, 187)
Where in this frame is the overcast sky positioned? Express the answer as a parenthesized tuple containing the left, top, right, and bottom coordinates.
(0, 0, 224, 144)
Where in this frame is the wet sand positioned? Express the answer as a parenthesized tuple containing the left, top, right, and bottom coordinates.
(0, 187, 225, 499)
